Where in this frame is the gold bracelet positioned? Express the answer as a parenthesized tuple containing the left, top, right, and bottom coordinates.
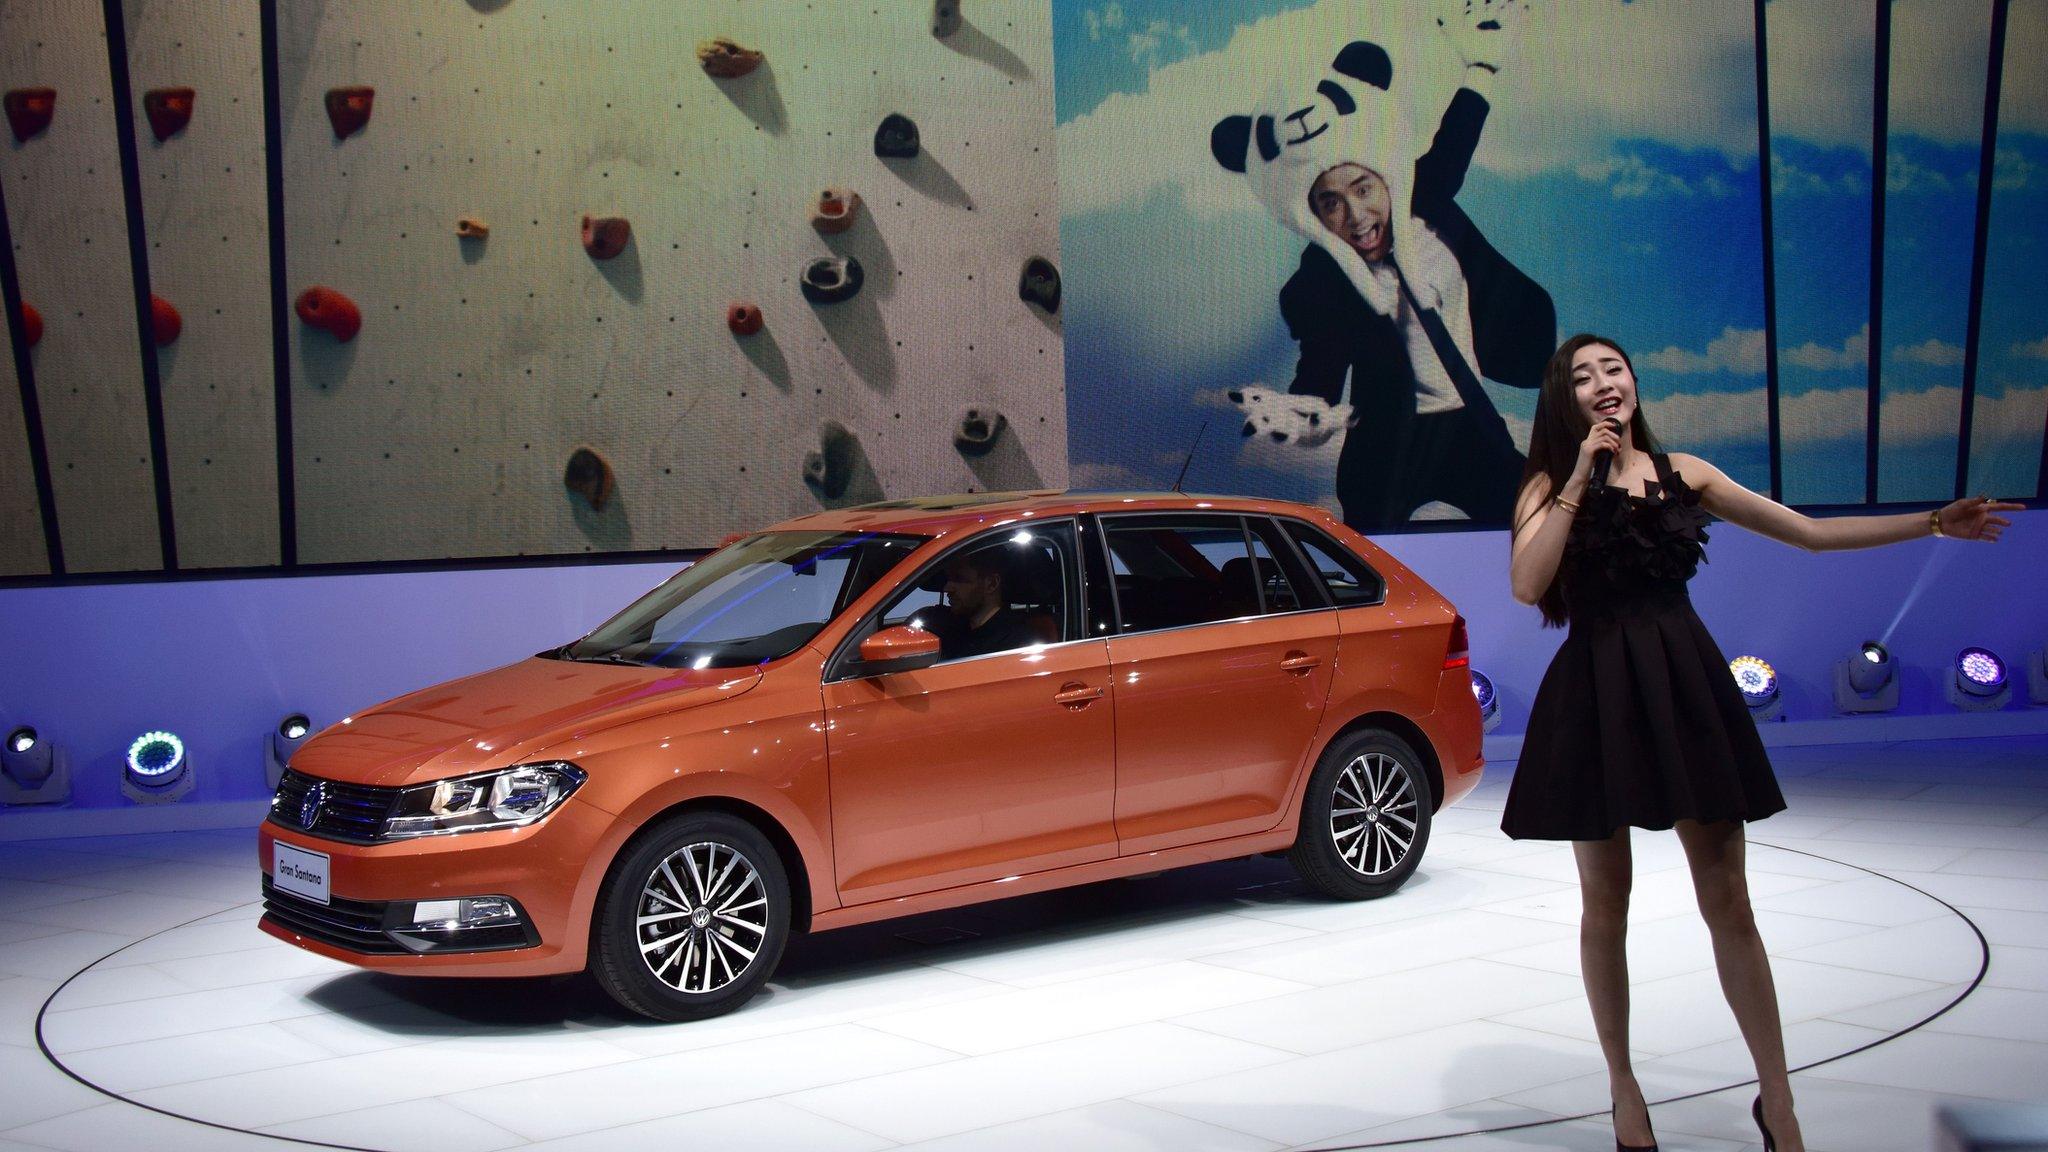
(1554, 495, 1581, 516)
(1930, 508, 1944, 538)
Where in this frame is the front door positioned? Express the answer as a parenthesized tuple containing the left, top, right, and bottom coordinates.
(824, 521, 1117, 904)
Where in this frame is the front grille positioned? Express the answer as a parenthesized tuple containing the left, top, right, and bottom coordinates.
(271, 769, 399, 843)
(261, 877, 404, 954)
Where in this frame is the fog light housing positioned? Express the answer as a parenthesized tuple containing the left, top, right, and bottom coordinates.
(123, 729, 194, 804)
(1470, 669, 1501, 734)
(386, 895, 538, 954)
(266, 713, 313, 790)
(1, 725, 70, 806)
(1833, 640, 1898, 714)
(1949, 646, 2012, 712)
(1730, 656, 1783, 722)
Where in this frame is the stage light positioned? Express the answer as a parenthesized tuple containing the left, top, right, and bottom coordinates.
(1949, 646, 2012, 712)
(1470, 669, 1501, 734)
(122, 729, 194, 804)
(1, 725, 70, 805)
(1833, 640, 1898, 714)
(266, 713, 313, 790)
(1729, 655, 1783, 721)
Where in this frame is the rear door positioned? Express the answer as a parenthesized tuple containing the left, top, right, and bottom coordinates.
(1096, 513, 1338, 855)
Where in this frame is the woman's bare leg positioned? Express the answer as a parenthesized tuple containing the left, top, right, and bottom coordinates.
(1674, 818, 1805, 1152)
(1573, 828, 1652, 1146)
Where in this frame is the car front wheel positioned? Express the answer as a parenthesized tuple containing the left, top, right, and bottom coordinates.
(1289, 729, 1432, 900)
(593, 811, 790, 1022)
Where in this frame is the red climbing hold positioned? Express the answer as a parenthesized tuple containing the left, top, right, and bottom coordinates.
(811, 189, 861, 235)
(4, 88, 56, 142)
(726, 302, 763, 336)
(582, 215, 630, 260)
(295, 286, 361, 343)
(324, 86, 374, 139)
(456, 216, 489, 239)
(142, 87, 195, 141)
(19, 302, 42, 349)
(696, 38, 764, 79)
(149, 295, 182, 346)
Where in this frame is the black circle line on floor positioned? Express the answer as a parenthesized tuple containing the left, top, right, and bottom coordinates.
(29, 839, 1989, 1152)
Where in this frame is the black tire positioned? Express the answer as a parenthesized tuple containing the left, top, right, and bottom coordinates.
(1288, 728, 1433, 900)
(593, 811, 791, 1022)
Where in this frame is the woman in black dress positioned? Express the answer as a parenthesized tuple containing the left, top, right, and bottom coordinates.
(1502, 334, 2018, 1152)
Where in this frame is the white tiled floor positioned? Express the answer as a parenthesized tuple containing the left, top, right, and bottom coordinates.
(2, 735, 2045, 1151)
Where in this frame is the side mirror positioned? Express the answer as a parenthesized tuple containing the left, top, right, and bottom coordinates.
(856, 625, 941, 676)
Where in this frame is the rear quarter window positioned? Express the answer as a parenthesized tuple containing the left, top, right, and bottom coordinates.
(1284, 521, 1386, 608)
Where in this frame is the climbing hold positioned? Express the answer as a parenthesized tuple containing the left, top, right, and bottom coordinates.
(802, 421, 858, 499)
(810, 188, 861, 235)
(874, 112, 920, 159)
(456, 216, 489, 239)
(4, 88, 56, 142)
(149, 295, 182, 346)
(726, 301, 763, 336)
(1019, 255, 1061, 313)
(323, 86, 374, 139)
(696, 37, 764, 79)
(932, 0, 963, 38)
(294, 286, 362, 343)
(142, 87, 194, 141)
(954, 408, 1007, 457)
(582, 215, 630, 260)
(19, 302, 42, 349)
(800, 255, 865, 304)
(564, 446, 616, 512)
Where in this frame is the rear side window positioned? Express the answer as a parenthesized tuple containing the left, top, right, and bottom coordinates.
(1285, 521, 1385, 607)
(1102, 515, 1256, 633)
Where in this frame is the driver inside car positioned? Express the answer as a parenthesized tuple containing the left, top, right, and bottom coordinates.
(918, 550, 1040, 661)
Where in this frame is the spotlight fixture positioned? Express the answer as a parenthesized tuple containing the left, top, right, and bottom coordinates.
(122, 728, 194, 804)
(1729, 655, 1783, 721)
(1, 725, 70, 805)
(1832, 639, 1899, 714)
(1948, 646, 2012, 712)
(266, 713, 314, 790)
(1470, 669, 1501, 734)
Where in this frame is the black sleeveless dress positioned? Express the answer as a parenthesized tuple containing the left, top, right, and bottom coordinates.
(1500, 453, 1786, 841)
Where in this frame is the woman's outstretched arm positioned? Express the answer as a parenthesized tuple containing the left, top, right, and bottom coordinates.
(1672, 452, 2021, 551)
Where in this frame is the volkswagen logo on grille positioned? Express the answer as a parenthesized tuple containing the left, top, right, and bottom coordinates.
(299, 781, 326, 829)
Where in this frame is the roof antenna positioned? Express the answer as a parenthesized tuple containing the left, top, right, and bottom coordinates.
(1171, 419, 1209, 494)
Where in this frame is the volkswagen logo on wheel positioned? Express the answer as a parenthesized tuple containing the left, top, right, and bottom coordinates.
(299, 781, 326, 829)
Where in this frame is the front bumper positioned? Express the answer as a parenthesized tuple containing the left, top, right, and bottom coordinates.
(256, 793, 617, 977)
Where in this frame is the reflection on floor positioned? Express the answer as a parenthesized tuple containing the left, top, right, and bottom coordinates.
(1, 735, 2045, 1152)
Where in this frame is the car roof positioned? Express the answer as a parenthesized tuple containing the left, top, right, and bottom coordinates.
(766, 490, 1341, 539)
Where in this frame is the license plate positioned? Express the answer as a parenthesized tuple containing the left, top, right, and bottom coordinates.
(272, 842, 331, 905)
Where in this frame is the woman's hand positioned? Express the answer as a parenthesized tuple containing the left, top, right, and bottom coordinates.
(1571, 418, 1621, 485)
(1938, 496, 2024, 542)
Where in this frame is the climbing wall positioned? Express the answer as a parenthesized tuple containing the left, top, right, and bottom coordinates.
(0, 338, 44, 576)
(278, 0, 1064, 563)
(121, 0, 278, 569)
(0, 0, 160, 572)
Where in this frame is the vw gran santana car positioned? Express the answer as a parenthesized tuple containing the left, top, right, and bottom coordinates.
(259, 491, 1485, 1020)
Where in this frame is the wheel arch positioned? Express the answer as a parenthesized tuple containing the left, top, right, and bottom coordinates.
(1314, 710, 1446, 812)
(595, 794, 819, 937)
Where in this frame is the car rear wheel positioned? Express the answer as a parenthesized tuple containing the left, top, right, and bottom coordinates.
(593, 811, 790, 1022)
(1289, 728, 1432, 900)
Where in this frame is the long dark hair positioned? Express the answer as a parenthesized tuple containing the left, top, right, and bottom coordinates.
(1516, 333, 1666, 628)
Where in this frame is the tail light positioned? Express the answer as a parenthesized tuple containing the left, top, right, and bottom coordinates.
(1444, 615, 1470, 670)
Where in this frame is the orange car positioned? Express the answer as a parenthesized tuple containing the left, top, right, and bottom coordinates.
(259, 491, 1484, 1020)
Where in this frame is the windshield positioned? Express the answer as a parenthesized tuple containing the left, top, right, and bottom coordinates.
(557, 531, 926, 669)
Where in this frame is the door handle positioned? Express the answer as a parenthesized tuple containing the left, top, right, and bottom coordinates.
(1279, 652, 1321, 674)
(1053, 682, 1104, 707)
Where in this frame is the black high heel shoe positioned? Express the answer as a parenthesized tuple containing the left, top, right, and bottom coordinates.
(1613, 1099, 1658, 1152)
(1753, 1095, 1777, 1152)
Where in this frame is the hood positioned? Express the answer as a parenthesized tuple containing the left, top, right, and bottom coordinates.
(288, 657, 763, 788)
(1210, 38, 1461, 319)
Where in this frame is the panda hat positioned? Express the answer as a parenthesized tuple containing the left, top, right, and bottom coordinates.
(1211, 40, 1463, 322)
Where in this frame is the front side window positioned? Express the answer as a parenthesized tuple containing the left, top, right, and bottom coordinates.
(863, 521, 1078, 665)
(560, 531, 925, 668)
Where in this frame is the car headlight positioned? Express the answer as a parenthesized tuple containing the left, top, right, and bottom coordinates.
(382, 762, 587, 840)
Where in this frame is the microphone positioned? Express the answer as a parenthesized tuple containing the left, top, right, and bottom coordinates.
(1590, 417, 1621, 488)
